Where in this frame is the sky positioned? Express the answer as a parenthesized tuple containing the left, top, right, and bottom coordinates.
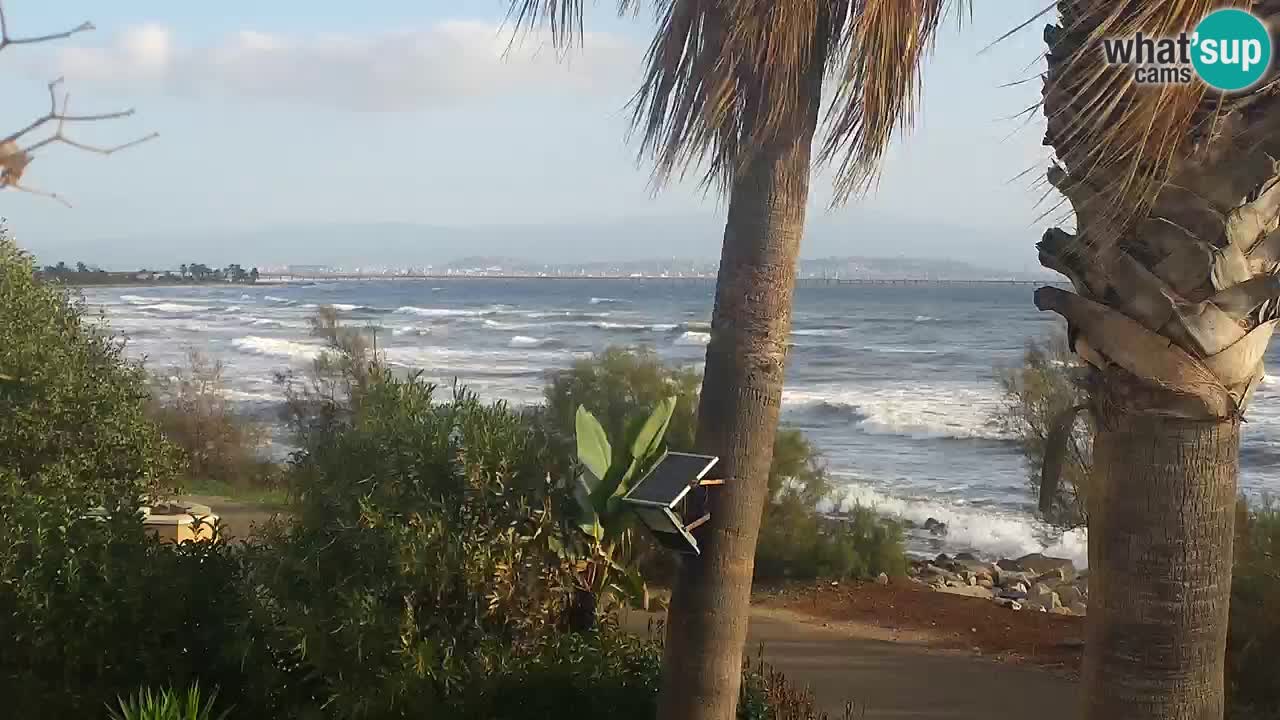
(0, 1, 1061, 270)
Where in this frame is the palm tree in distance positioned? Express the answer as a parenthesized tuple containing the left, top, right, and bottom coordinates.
(507, 2, 967, 719)
(1035, 1, 1280, 717)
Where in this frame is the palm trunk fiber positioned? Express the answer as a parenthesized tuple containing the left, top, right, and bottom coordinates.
(655, 82, 821, 720)
(1086, 403, 1239, 720)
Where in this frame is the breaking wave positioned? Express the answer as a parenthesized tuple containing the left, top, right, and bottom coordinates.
(231, 336, 323, 361)
(832, 480, 1088, 566)
(783, 384, 1012, 441)
(674, 331, 711, 346)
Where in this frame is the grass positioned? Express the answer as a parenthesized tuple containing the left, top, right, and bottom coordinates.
(181, 477, 289, 507)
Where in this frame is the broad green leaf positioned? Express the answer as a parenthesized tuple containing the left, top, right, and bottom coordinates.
(575, 405, 612, 482)
(573, 472, 605, 541)
(630, 396, 676, 462)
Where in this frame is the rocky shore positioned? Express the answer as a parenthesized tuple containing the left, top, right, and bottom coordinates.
(906, 551, 1087, 616)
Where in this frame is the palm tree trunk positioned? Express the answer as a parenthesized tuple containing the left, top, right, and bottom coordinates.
(1035, 4, 1280, 717)
(1086, 392, 1238, 719)
(655, 41, 825, 720)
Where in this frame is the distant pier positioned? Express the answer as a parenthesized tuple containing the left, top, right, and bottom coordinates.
(262, 272, 1050, 287)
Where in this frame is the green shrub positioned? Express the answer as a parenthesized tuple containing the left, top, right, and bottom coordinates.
(257, 365, 583, 718)
(0, 229, 180, 515)
(995, 333, 1092, 528)
(547, 347, 905, 584)
(1228, 502, 1280, 719)
(108, 684, 230, 720)
(756, 503, 906, 583)
(0, 232, 297, 717)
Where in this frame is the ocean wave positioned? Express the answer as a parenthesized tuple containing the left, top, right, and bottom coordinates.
(914, 315, 939, 322)
(300, 302, 367, 312)
(264, 295, 294, 305)
(395, 305, 498, 318)
(392, 325, 431, 337)
(831, 480, 1088, 566)
(231, 336, 323, 361)
(861, 346, 939, 354)
(589, 297, 627, 305)
(222, 305, 243, 313)
(510, 335, 559, 348)
(675, 331, 711, 346)
(239, 316, 310, 330)
(592, 321, 677, 332)
(140, 302, 212, 313)
(793, 328, 849, 337)
(783, 384, 1012, 441)
(485, 319, 535, 331)
(526, 310, 611, 320)
(221, 388, 285, 403)
(383, 346, 566, 377)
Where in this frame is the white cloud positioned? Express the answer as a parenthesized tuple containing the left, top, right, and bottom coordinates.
(49, 21, 639, 111)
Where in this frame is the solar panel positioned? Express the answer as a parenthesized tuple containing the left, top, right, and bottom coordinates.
(624, 451, 719, 507)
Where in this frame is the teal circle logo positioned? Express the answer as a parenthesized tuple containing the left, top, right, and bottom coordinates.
(1192, 9, 1272, 92)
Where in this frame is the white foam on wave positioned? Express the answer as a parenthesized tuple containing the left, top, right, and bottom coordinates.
(384, 346, 565, 376)
(862, 346, 939, 354)
(239, 316, 309, 330)
(485, 319, 534, 331)
(231, 336, 323, 361)
(264, 295, 294, 304)
(141, 302, 212, 313)
(832, 480, 1088, 566)
(590, 297, 627, 305)
(527, 310, 611, 319)
(793, 328, 848, 337)
(510, 335, 553, 348)
(393, 325, 431, 337)
(914, 315, 939, 322)
(675, 331, 711, 346)
(396, 305, 496, 318)
(783, 383, 1011, 441)
(300, 302, 365, 311)
(592, 321, 677, 332)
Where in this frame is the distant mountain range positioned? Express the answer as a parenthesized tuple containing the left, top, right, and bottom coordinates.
(33, 215, 1051, 278)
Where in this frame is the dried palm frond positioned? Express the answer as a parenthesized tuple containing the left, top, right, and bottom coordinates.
(1045, 0, 1254, 254)
(507, 0, 968, 201)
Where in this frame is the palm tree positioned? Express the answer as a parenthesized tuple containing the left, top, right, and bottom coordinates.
(508, 3, 964, 718)
(1034, 2, 1280, 717)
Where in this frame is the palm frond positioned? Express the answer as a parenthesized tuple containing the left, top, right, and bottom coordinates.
(1045, 0, 1251, 254)
(506, 0, 642, 46)
(820, 0, 969, 201)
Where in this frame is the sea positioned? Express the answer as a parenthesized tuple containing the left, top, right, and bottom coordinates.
(81, 279, 1280, 567)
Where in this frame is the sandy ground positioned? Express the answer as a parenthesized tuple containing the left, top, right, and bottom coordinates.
(197, 496, 1080, 719)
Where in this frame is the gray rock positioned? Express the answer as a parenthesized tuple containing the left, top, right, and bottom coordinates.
(996, 558, 1023, 571)
(977, 577, 994, 589)
(999, 589, 1027, 601)
(1034, 568, 1069, 586)
(955, 552, 979, 562)
(1015, 553, 1077, 582)
(876, 572, 890, 585)
(936, 585, 994, 599)
(1029, 585, 1062, 610)
(922, 564, 958, 583)
(1058, 585, 1084, 607)
(993, 567, 1034, 588)
(1070, 601, 1088, 616)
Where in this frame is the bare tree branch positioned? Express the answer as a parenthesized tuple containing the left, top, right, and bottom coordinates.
(0, 1, 93, 53)
(0, 9, 158, 206)
(8, 183, 72, 207)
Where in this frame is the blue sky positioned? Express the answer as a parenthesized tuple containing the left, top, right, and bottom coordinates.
(0, 1, 1059, 269)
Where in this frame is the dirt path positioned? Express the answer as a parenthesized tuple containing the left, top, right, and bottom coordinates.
(624, 605, 1078, 719)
